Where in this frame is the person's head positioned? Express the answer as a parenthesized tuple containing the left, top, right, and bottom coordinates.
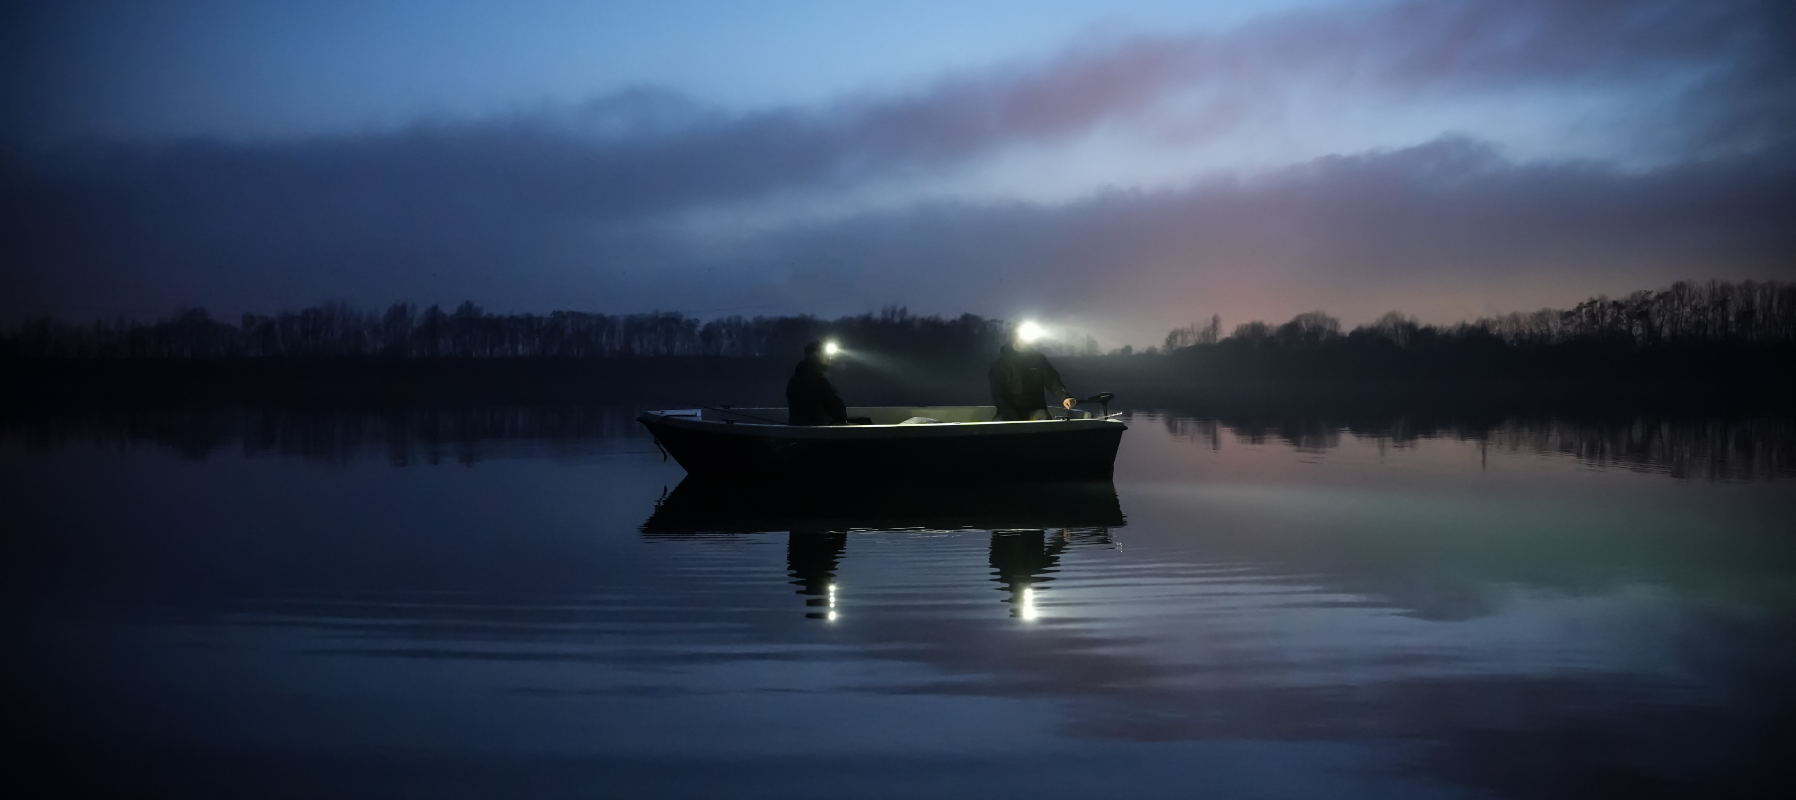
(804, 340, 831, 367)
(1012, 320, 1045, 351)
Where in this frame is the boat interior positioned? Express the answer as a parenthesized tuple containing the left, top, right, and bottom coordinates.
(653, 406, 1095, 425)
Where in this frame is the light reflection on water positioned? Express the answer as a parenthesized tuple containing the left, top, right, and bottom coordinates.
(4, 409, 1794, 798)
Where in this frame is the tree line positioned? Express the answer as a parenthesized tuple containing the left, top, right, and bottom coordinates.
(3, 280, 1791, 361)
(1158, 280, 1796, 354)
(1, 303, 1010, 361)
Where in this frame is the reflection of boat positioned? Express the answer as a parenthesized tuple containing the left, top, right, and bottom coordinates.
(637, 406, 1126, 481)
(640, 477, 1126, 535)
(774, 528, 1109, 620)
(644, 485, 1119, 619)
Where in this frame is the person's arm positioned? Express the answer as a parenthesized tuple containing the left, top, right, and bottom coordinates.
(825, 379, 848, 423)
(1041, 357, 1074, 409)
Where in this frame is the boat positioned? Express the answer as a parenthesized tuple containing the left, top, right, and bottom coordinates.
(637, 404, 1126, 481)
(641, 476, 1125, 534)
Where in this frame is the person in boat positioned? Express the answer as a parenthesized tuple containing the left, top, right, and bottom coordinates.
(787, 340, 862, 425)
(989, 331, 1077, 421)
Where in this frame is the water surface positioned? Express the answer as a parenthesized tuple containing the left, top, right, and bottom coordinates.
(6, 409, 1793, 798)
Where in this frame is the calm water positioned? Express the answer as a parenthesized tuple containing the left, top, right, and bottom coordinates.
(6, 409, 1794, 798)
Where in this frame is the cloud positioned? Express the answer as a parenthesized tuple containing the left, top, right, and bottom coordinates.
(705, 137, 1796, 337)
(9, 133, 1794, 343)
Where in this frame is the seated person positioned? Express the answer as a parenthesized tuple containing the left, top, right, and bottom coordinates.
(989, 331, 1077, 421)
(787, 340, 865, 425)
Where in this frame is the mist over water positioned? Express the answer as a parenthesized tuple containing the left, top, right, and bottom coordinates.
(6, 405, 1794, 798)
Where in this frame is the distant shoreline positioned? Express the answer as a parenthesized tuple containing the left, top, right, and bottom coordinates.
(6, 351, 1792, 416)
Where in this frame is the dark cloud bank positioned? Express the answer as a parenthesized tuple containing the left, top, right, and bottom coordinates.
(3, 0, 1793, 341)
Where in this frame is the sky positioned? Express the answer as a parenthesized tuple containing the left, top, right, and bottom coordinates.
(3, 0, 1794, 348)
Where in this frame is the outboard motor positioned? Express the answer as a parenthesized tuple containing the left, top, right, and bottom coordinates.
(1084, 392, 1116, 419)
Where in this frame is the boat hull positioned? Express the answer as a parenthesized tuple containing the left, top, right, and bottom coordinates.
(639, 409, 1125, 481)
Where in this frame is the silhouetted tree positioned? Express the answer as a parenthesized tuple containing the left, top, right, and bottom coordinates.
(1362, 311, 1420, 347)
(1164, 314, 1221, 351)
(1274, 311, 1340, 347)
(1230, 321, 1273, 346)
(381, 304, 416, 356)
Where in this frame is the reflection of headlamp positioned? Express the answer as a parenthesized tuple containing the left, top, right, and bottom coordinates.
(1017, 321, 1044, 343)
(824, 341, 840, 355)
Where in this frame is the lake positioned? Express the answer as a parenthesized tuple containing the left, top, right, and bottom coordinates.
(6, 407, 1794, 798)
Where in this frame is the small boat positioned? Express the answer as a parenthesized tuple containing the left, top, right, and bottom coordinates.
(637, 405, 1126, 481)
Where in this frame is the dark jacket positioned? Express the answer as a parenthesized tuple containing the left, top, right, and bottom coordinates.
(787, 359, 848, 425)
(989, 344, 1070, 421)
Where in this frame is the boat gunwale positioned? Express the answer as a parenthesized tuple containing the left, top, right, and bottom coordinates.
(638, 409, 1125, 440)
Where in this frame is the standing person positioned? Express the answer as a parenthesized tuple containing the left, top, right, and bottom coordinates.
(989, 329, 1077, 421)
(787, 340, 849, 425)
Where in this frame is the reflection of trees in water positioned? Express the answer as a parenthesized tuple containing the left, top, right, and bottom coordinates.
(1160, 417, 1219, 449)
(1157, 411, 1795, 480)
(1164, 415, 1344, 452)
(0, 406, 644, 465)
(1478, 417, 1795, 481)
(11, 405, 1792, 480)
(1237, 420, 1342, 452)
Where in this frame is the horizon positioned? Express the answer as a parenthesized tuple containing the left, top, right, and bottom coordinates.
(9, 277, 1789, 358)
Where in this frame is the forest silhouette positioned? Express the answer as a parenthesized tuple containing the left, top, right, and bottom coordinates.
(3, 280, 1792, 409)
(6, 280, 1793, 359)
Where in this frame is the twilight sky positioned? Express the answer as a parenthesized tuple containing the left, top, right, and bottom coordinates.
(4, 0, 1794, 347)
